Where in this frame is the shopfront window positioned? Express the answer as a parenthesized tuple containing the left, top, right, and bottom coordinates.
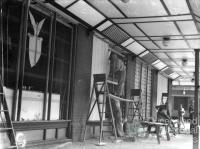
(1, 1, 73, 122)
(20, 8, 51, 121)
(2, 3, 22, 117)
(50, 21, 72, 120)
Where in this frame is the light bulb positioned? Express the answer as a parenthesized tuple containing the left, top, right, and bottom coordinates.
(183, 88, 186, 95)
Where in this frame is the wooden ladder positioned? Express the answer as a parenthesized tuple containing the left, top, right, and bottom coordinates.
(83, 73, 118, 145)
(0, 75, 18, 149)
(127, 89, 143, 121)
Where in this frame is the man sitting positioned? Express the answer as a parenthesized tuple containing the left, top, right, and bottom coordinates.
(156, 103, 176, 136)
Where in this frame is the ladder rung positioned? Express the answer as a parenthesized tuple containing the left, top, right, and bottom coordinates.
(0, 128, 12, 132)
(0, 110, 8, 112)
(7, 146, 17, 149)
(102, 130, 113, 132)
(98, 91, 106, 94)
(0, 93, 4, 94)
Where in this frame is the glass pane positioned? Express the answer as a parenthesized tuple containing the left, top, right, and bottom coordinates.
(190, 0, 200, 15)
(21, 8, 51, 121)
(172, 81, 180, 85)
(161, 67, 169, 71)
(21, 91, 44, 121)
(172, 68, 183, 72)
(153, 61, 167, 70)
(121, 38, 134, 47)
(177, 21, 199, 35)
(168, 52, 194, 59)
(2, 3, 22, 118)
(139, 41, 159, 49)
(55, 0, 76, 8)
(88, 0, 124, 18)
(165, 60, 177, 66)
(155, 40, 189, 49)
(97, 21, 112, 31)
(169, 72, 179, 79)
(111, 0, 167, 17)
(126, 41, 146, 55)
(154, 53, 169, 59)
(118, 24, 145, 36)
(141, 52, 158, 63)
(152, 59, 160, 65)
(183, 67, 195, 72)
(180, 81, 194, 86)
(187, 39, 200, 49)
(68, 0, 105, 26)
(138, 22, 180, 36)
(163, 0, 190, 15)
(139, 51, 149, 57)
(51, 21, 72, 120)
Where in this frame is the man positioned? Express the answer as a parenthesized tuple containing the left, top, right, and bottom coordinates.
(189, 104, 194, 134)
(178, 104, 185, 132)
(156, 102, 176, 136)
(109, 52, 126, 137)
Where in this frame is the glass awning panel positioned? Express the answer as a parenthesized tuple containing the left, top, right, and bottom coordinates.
(163, 0, 190, 15)
(97, 21, 112, 31)
(55, 0, 76, 8)
(126, 41, 146, 55)
(111, 0, 167, 17)
(68, 0, 105, 26)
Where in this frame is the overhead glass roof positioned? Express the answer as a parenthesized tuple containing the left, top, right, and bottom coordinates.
(48, 0, 200, 82)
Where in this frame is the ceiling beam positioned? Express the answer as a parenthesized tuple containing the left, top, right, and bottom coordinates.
(116, 19, 193, 24)
(111, 13, 191, 19)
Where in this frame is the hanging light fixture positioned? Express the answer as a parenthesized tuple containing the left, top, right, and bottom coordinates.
(162, 36, 170, 47)
(183, 88, 186, 95)
(181, 58, 188, 66)
(121, 0, 130, 3)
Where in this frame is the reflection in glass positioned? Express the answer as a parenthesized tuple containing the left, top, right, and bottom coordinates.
(21, 8, 50, 121)
(2, 3, 22, 118)
(50, 21, 72, 120)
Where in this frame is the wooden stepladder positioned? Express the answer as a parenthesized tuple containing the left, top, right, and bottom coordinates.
(0, 75, 18, 149)
(83, 74, 117, 145)
(127, 89, 143, 121)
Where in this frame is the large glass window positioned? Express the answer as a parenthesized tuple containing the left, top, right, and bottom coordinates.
(1, 2, 73, 122)
(2, 3, 22, 117)
(50, 21, 72, 120)
(20, 8, 51, 121)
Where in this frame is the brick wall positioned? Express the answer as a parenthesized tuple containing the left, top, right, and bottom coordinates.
(126, 56, 153, 120)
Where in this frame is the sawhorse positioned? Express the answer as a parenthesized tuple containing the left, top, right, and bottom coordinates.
(141, 121, 170, 144)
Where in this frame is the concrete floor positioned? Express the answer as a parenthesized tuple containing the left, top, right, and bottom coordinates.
(29, 133, 192, 149)
(29, 122, 192, 149)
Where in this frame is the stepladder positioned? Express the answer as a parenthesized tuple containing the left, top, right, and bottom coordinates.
(83, 73, 118, 145)
(0, 75, 18, 149)
(127, 89, 143, 121)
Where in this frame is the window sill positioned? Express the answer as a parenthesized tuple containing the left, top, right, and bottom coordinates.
(12, 120, 72, 131)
